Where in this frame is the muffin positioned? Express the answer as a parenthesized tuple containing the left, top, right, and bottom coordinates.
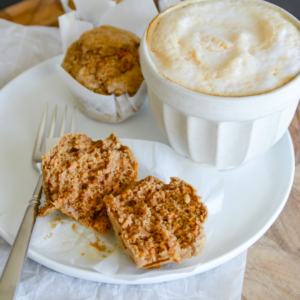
(105, 176, 208, 268)
(38, 133, 138, 234)
(61, 25, 144, 97)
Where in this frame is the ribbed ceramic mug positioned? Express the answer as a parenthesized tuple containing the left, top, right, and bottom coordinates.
(140, 0, 300, 170)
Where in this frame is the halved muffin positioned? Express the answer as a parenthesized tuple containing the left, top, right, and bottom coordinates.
(39, 133, 138, 234)
(105, 176, 208, 268)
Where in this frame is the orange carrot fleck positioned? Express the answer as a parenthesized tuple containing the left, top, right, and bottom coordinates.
(53, 157, 59, 164)
(69, 163, 76, 170)
(168, 213, 175, 219)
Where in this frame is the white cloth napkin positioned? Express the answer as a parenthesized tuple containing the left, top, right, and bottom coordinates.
(0, 237, 247, 300)
(0, 18, 247, 300)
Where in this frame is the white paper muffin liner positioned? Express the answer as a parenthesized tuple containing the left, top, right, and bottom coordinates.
(58, 0, 158, 123)
(60, 0, 117, 23)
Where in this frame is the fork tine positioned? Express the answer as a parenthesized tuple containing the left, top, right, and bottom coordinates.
(48, 105, 57, 138)
(34, 103, 48, 153)
(69, 106, 76, 133)
(59, 105, 67, 137)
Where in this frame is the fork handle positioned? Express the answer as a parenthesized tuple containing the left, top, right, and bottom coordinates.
(0, 174, 43, 300)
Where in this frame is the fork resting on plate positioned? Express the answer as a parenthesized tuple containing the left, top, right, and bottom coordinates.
(0, 104, 75, 300)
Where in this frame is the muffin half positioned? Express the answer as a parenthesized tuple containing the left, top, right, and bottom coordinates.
(105, 176, 208, 268)
(39, 133, 138, 234)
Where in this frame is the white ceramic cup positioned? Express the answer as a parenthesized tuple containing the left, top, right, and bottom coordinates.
(140, 0, 300, 170)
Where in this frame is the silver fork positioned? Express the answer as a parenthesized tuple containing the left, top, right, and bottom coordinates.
(0, 104, 75, 300)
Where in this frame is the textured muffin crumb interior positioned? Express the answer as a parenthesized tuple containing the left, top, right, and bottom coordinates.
(105, 176, 208, 268)
(39, 133, 138, 234)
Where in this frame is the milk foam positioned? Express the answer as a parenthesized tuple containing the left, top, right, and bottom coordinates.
(147, 0, 300, 96)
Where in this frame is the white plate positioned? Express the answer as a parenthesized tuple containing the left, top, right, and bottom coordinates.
(0, 55, 295, 284)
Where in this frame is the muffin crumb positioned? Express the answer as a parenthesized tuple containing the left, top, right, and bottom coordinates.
(90, 237, 107, 252)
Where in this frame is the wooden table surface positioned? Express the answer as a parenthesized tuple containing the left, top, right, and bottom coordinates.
(1, 0, 300, 299)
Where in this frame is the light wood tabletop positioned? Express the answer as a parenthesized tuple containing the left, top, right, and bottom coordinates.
(0, 0, 299, 299)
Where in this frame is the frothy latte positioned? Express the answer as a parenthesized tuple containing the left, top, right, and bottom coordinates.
(146, 0, 300, 97)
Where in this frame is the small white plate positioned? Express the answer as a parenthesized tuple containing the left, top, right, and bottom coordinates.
(0, 55, 295, 284)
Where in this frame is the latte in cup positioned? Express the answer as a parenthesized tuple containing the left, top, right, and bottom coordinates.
(146, 0, 300, 97)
